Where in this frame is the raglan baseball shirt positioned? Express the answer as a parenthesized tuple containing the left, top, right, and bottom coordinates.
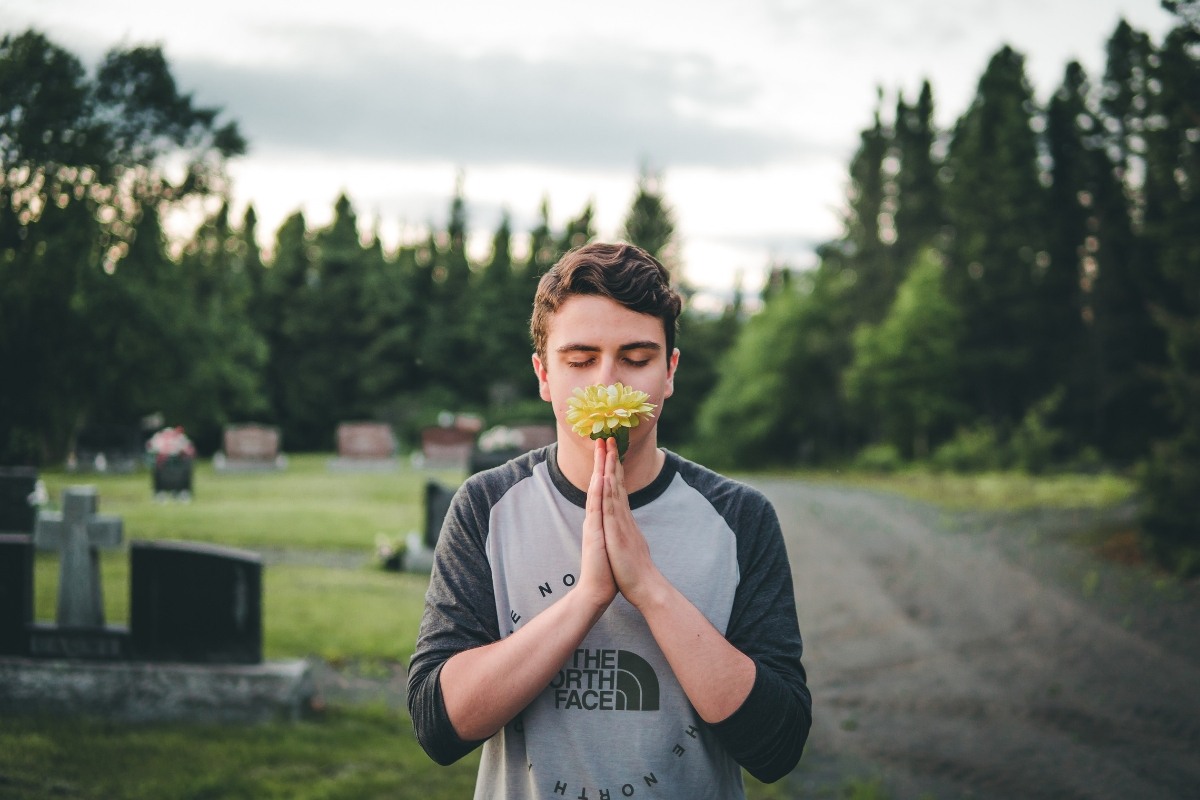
(408, 445, 811, 799)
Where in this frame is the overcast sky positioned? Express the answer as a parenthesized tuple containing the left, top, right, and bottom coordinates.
(2, 0, 1178, 298)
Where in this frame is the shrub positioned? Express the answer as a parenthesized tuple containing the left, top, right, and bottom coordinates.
(929, 424, 1004, 472)
(853, 443, 904, 473)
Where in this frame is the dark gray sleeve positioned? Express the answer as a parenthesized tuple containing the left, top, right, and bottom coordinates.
(406, 478, 500, 766)
(710, 490, 811, 783)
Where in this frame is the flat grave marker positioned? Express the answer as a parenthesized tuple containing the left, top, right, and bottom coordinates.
(329, 422, 398, 471)
(420, 426, 476, 469)
(215, 423, 286, 472)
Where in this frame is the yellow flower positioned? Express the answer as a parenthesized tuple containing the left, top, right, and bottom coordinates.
(566, 383, 657, 448)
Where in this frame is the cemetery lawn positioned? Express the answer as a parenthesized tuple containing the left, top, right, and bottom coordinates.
(14, 457, 1130, 798)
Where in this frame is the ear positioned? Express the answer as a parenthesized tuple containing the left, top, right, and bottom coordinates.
(532, 353, 552, 402)
(664, 348, 680, 400)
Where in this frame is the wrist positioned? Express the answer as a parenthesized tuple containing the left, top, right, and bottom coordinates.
(624, 569, 671, 614)
(571, 579, 614, 621)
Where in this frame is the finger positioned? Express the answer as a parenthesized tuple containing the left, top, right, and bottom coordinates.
(602, 440, 617, 516)
(586, 438, 605, 515)
(612, 438, 625, 497)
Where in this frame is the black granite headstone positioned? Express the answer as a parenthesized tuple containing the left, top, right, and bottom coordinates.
(424, 480, 456, 550)
(0, 467, 38, 534)
(468, 447, 523, 475)
(130, 540, 262, 664)
(0, 534, 33, 656)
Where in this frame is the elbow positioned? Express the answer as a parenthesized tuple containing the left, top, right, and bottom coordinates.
(411, 715, 480, 767)
(408, 667, 481, 766)
(422, 736, 469, 767)
(743, 705, 812, 784)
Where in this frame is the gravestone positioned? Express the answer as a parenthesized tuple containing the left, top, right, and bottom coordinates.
(0, 467, 40, 533)
(424, 480, 456, 550)
(153, 457, 194, 497)
(131, 540, 262, 664)
(328, 422, 398, 471)
(215, 423, 286, 472)
(420, 426, 476, 469)
(33, 487, 123, 628)
(469, 424, 557, 473)
(71, 424, 144, 473)
(2, 485, 310, 722)
(30, 486, 126, 658)
(514, 424, 556, 450)
(0, 534, 33, 656)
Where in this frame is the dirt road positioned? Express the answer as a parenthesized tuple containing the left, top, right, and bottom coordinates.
(754, 479, 1200, 800)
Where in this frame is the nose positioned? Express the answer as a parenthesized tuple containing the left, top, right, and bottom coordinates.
(596, 355, 621, 387)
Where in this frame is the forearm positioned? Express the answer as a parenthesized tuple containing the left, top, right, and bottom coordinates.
(440, 587, 609, 741)
(635, 576, 756, 724)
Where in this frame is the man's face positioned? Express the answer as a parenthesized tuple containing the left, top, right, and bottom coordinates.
(532, 294, 678, 458)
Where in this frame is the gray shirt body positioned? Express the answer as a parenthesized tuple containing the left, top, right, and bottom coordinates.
(408, 446, 810, 798)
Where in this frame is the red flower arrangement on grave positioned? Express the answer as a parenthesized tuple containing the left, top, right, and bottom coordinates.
(146, 426, 196, 467)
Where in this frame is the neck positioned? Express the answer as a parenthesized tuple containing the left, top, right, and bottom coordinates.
(556, 425, 664, 494)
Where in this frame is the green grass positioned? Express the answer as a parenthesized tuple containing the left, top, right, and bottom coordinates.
(39, 455, 1137, 798)
(40, 454, 463, 551)
(0, 707, 482, 800)
(799, 467, 1135, 512)
(34, 549, 432, 666)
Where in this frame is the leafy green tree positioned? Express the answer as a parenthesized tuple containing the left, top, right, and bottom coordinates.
(695, 268, 854, 467)
(659, 293, 742, 451)
(844, 249, 965, 459)
(0, 30, 243, 463)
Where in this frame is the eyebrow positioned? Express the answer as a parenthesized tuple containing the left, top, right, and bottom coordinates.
(555, 340, 663, 354)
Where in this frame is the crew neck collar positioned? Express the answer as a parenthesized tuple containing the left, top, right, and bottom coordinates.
(546, 443, 677, 510)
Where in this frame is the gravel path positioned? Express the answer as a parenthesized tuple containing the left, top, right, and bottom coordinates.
(755, 479, 1200, 800)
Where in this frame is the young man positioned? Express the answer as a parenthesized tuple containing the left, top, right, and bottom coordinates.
(408, 242, 811, 798)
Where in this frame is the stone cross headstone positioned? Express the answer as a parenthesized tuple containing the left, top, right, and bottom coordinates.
(130, 540, 262, 664)
(0, 466, 39, 533)
(33, 486, 123, 628)
(0, 534, 33, 655)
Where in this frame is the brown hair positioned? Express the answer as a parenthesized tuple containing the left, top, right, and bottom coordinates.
(530, 242, 683, 363)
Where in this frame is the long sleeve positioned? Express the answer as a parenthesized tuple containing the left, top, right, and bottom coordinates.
(674, 461, 811, 782)
(406, 478, 499, 765)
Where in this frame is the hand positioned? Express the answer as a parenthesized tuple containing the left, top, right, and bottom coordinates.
(600, 437, 664, 609)
(579, 438, 618, 609)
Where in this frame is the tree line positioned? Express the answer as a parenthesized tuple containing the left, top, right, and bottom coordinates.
(698, 6, 1198, 571)
(1, 7, 1196, 570)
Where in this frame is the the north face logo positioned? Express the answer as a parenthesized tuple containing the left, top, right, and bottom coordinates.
(550, 648, 660, 711)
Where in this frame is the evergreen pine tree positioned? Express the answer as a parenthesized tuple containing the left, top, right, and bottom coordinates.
(621, 168, 677, 273)
(942, 46, 1055, 429)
